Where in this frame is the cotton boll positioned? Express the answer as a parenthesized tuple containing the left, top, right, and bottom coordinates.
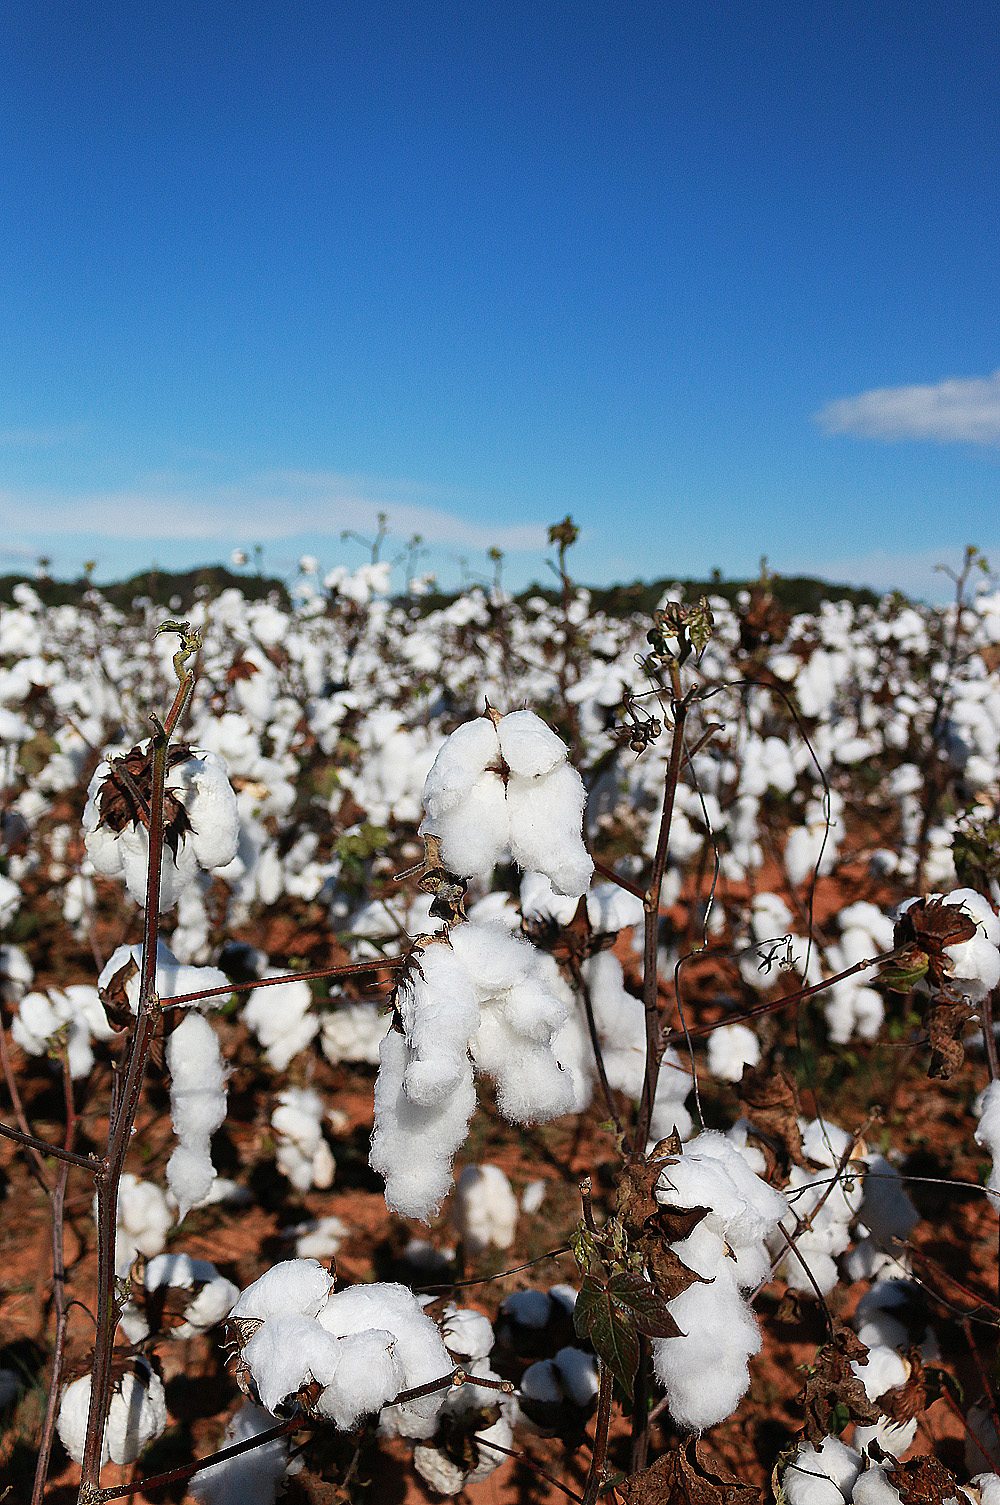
(940, 888, 1000, 1000)
(452, 1164, 518, 1254)
(854, 1418, 918, 1459)
(440, 1304, 495, 1361)
(522, 1178, 547, 1214)
(143, 1253, 240, 1339)
(59, 1362, 167, 1466)
(272, 1087, 335, 1193)
(422, 719, 500, 818)
(320, 1001, 387, 1065)
(230, 1260, 335, 1323)
(851, 1346, 910, 1401)
(243, 973, 318, 1071)
(97, 939, 229, 1014)
(370, 1030, 477, 1221)
(648, 1049, 694, 1143)
(191, 1403, 289, 1505)
(976, 1080, 1000, 1199)
(652, 1268, 762, 1430)
(166, 1012, 227, 1219)
(707, 1023, 761, 1083)
(413, 1445, 467, 1495)
(782, 1437, 862, 1505)
(472, 1006, 576, 1123)
(113, 1174, 173, 1273)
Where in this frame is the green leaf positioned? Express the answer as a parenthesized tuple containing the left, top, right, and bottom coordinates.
(574, 1274, 640, 1398)
(573, 1271, 681, 1398)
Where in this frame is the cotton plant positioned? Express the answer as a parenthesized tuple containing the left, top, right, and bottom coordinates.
(57, 1359, 168, 1468)
(121, 1253, 240, 1344)
(12, 983, 114, 1079)
(243, 968, 319, 1070)
(83, 739, 240, 910)
(769, 1118, 867, 1296)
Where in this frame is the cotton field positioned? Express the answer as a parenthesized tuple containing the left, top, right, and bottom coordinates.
(2, 555, 1000, 1503)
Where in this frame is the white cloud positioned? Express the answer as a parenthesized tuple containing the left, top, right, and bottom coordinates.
(0, 470, 548, 553)
(814, 372, 1000, 445)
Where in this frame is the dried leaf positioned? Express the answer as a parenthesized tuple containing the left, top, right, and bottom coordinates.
(653, 1202, 711, 1244)
(893, 1455, 962, 1505)
(739, 1062, 805, 1171)
(641, 1240, 709, 1305)
(881, 1351, 926, 1426)
(799, 1328, 881, 1443)
(98, 956, 139, 1031)
(622, 1439, 759, 1505)
(616, 1155, 666, 1232)
(924, 998, 969, 1079)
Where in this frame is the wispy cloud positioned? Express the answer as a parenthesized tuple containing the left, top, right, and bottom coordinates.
(796, 544, 999, 601)
(0, 470, 548, 553)
(814, 372, 1000, 445)
(0, 422, 87, 449)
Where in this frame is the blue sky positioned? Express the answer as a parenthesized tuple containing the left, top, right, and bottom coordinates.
(2, 1, 999, 597)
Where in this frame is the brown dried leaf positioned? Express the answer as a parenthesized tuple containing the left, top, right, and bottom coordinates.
(925, 998, 969, 1079)
(616, 1155, 666, 1232)
(893, 1455, 962, 1505)
(622, 1439, 759, 1505)
(642, 1239, 710, 1305)
(739, 1062, 805, 1171)
(653, 1202, 711, 1244)
(98, 955, 139, 1031)
(881, 1351, 926, 1426)
(799, 1328, 881, 1443)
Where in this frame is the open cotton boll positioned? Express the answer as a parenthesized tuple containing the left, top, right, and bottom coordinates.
(316, 1281, 452, 1438)
(229, 1258, 335, 1323)
(452, 1164, 518, 1254)
(370, 1030, 477, 1220)
(289, 1215, 350, 1260)
(320, 1001, 387, 1065)
(472, 1006, 576, 1123)
(851, 1465, 904, 1504)
(440, 1304, 495, 1361)
(191, 1403, 289, 1505)
(97, 939, 229, 1014)
(941, 888, 1000, 1000)
(770, 1118, 865, 1295)
(0, 942, 32, 1002)
(166, 1013, 227, 1220)
(83, 743, 239, 910)
(243, 972, 318, 1071)
(851, 1345, 910, 1401)
(58, 1361, 167, 1466)
(854, 1418, 919, 1460)
(425, 770, 509, 882)
(648, 1049, 694, 1143)
(976, 1080, 1000, 1200)
(707, 1023, 761, 1083)
(782, 1437, 862, 1505)
(847, 1155, 920, 1279)
(272, 1087, 335, 1192)
(652, 1131, 787, 1428)
(143, 1253, 240, 1338)
(112, 1173, 173, 1273)
(313, 1328, 406, 1429)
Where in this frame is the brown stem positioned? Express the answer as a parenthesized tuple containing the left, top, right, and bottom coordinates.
(159, 954, 405, 1008)
(94, 1417, 302, 1501)
(80, 679, 180, 1495)
(630, 1335, 651, 1474)
(0, 1009, 50, 1189)
(581, 1362, 614, 1505)
(634, 681, 690, 1150)
(570, 959, 622, 1134)
(31, 1056, 78, 1505)
(0, 1117, 97, 1171)
(472, 1434, 584, 1502)
(590, 857, 646, 903)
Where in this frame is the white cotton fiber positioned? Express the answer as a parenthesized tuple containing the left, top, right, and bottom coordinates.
(244, 973, 318, 1071)
(398, 944, 480, 1106)
(271, 1087, 335, 1192)
(651, 1130, 786, 1429)
(428, 771, 509, 882)
(782, 1437, 862, 1505)
(707, 1023, 761, 1083)
(422, 717, 499, 817)
(507, 760, 592, 899)
(58, 1363, 168, 1467)
(242, 1313, 343, 1411)
(976, 1079, 1000, 1199)
(440, 1304, 495, 1361)
(229, 1258, 334, 1322)
(497, 708, 567, 777)
(452, 1164, 518, 1254)
(191, 1403, 289, 1505)
(320, 1001, 387, 1065)
(313, 1329, 405, 1429)
(166, 1011, 227, 1219)
(370, 1030, 477, 1220)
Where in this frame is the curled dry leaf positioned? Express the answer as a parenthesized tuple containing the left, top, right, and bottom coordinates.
(621, 1438, 759, 1505)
